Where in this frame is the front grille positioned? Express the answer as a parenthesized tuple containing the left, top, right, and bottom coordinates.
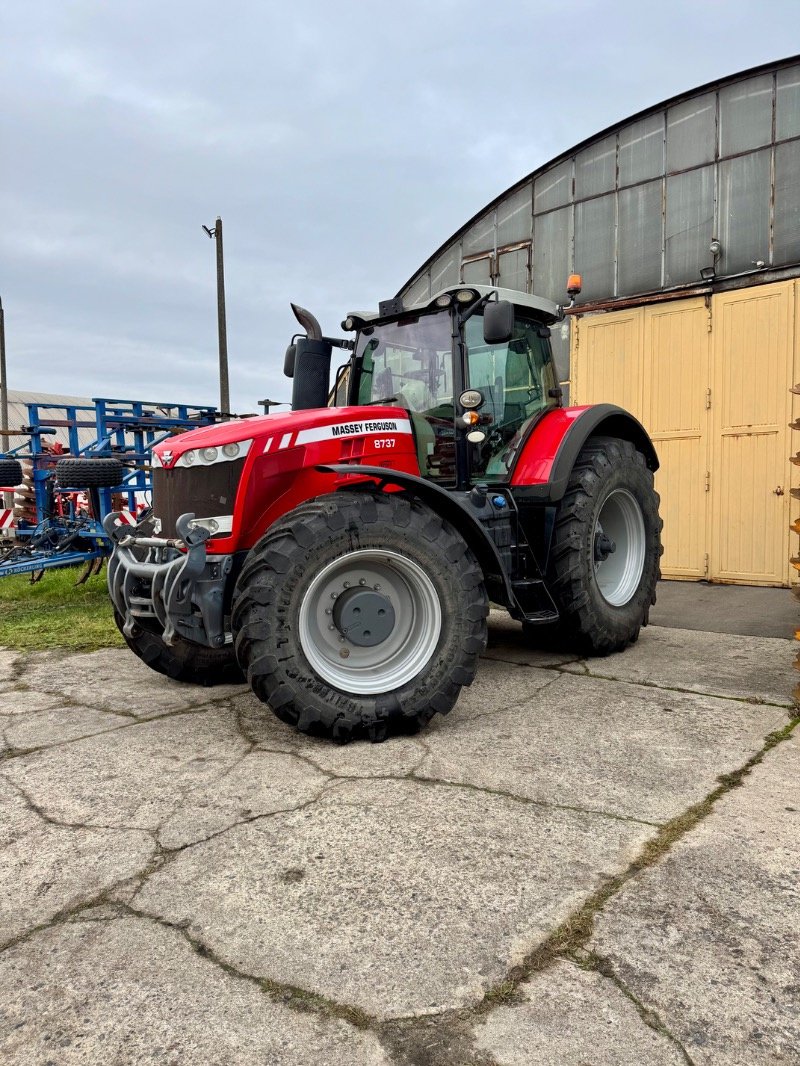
(152, 459, 245, 537)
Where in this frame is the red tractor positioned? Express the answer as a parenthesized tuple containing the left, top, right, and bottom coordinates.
(91, 283, 662, 742)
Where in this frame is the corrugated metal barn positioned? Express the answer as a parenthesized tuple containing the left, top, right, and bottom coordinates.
(399, 57, 800, 587)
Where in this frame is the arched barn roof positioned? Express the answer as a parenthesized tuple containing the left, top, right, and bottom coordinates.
(398, 55, 800, 310)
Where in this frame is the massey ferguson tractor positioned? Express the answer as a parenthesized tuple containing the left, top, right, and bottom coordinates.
(65, 282, 662, 742)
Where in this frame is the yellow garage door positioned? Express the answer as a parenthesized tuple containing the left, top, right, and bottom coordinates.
(572, 311, 643, 419)
(710, 284, 794, 586)
(571, 283, 796, 587)
(642, 300, 711, 579)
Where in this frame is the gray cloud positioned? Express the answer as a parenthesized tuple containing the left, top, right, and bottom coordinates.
(1, 0, 793, 412)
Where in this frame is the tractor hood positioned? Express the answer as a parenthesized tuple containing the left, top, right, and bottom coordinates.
(151, 406, 411, 468)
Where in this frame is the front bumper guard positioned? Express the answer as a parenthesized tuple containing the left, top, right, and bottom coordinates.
(104, 512, 232, 648)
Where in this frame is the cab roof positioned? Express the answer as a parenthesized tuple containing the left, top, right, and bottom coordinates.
(347, 284, 561, 325)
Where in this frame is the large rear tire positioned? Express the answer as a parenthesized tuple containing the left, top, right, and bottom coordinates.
(113, 611, 243, 685)
(531, 436, 662, 656)
(231, 492, 488, 742)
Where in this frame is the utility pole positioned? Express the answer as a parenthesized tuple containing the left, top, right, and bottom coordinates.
(202, 217, 230, 414)
(0, 297, 10, 509)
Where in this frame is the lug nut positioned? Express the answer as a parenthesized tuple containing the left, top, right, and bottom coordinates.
(374, 584, 381, 590)
(328, 624, 335, 631)
(359, 578, 366, 585)
(325, 608, 331, 615)
(343, 581, 350, 588)
(330, 592, 338, 600)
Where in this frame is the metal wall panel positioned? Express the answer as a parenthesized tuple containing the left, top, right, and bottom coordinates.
(719, 74, 773, 156)
(618, 113, 664, 187)
(718, 149, 771, 274)
(776, 64, 800, 140)
(533, 207, 571, 302)
(664, 166, 715, 285)
(618, 180, 663, 295)
(405, 271, 430, 305)
(574, 195, 615, 302)
(575, 134, 616, 200)
(497, 246, 529, 293)
(430, 247, 460, 293)
(667, 93, 716, 171)
(774, 139, 800, 265)
(534, 158, 572, 213)
(462, 213, 495, 257)
(496, 185, 532, 248)
(461, 255, 493, 285)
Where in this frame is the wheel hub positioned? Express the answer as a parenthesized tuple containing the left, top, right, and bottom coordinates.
(592, 489, 646, 607)
(594, 530, 616, 562)
(332, 588, 396, 647)
(297, 549, 442, 695)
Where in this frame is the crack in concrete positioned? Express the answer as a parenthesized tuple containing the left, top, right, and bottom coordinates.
(483, 652, 795, 709)
(118, 902, 377, 1031)
(0, 694, 250, 764)
(1, 772, 160, 841)
(571, 951, 697, 1065)
(155, 776, 338, 856)
(468, 716, 800, 1005)
(3, 643, 795, 1063)
(2, 718, 795, 1066)
(307, 770, 663, 828)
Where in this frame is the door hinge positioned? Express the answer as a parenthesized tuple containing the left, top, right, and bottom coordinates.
(705, 470, 711, 492)
(703, 552, 710, 576)
(705, 387, 712, 410)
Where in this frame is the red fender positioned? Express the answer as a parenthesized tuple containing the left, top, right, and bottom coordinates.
(511, 404, 658, 502)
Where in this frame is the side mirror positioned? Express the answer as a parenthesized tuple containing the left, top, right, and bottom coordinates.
(284, 343, 296, 378)
(483, 300, 514, 345)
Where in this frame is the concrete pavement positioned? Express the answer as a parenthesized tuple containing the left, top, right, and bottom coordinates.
(0, 604, 797, 1064)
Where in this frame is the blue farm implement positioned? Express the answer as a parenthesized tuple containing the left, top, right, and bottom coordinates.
(0, 397, 219, 581)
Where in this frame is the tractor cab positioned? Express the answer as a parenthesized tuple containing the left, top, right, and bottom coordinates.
(341, 286, 561, 489)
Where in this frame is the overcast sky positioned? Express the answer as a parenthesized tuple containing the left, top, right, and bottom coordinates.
(1, 1, 796, 414)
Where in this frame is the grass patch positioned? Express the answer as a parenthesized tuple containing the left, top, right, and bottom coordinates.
(0, 566, 123, 651)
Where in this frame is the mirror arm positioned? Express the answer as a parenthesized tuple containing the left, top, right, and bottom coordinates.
(457, 290, 496, 328)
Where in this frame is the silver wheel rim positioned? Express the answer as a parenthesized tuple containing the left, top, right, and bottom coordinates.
(297, 549, 442, 695)
(593, 488, 646, 607)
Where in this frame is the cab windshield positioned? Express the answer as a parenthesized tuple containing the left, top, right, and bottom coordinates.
(355, 313, 456, 480)
(465, 313, 557, 481)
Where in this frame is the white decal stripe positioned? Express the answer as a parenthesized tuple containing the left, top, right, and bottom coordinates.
(294, 419, 412, 446)
(279, 433, 293, 449)
(263, 437, 273, 452)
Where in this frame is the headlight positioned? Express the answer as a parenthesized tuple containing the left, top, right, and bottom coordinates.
(175, 438, 253, 467)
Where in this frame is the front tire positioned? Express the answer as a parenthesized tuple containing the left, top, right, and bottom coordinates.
(231, 492, 488, 742)
(113, 611, 243, 685)
(537, 436, 662, 656)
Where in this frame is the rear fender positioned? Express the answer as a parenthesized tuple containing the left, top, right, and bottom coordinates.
(510, 404, 658, 503)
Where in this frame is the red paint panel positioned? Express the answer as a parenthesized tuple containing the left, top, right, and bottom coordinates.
(510, 406, 594, 486)
(153, 406, 421, 555)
